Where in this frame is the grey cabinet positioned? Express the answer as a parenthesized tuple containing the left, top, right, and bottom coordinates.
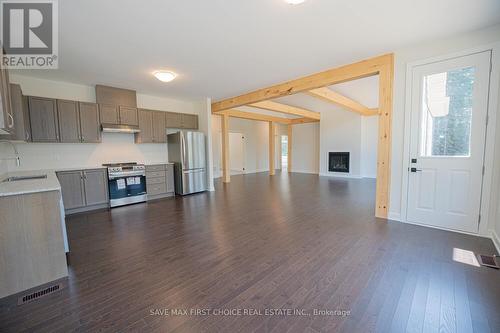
(57, 168, 109, 214)
(83, 169, 108, 206)
(79, 102, 100, 143)
(119, 106, 138, 126)
(146, 164, 175, 200)
(57, 100, 81, 143)
(99, 104, 119, 124)
(135, 109, 153, 143)
(1, 84, 30, 141)
(181, 114, 198, 129)
(0, 66, 13, 134)
(153, 111, 166, 143)
(165, 112, 182, 128)
(166, 164, 174, 193)
(28, 96, 59, 142)
(57, 171, 86, 210)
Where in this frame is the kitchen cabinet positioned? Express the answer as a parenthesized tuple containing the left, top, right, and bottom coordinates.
(83, 169, 108, 206)
(153, 111, 166, 143)
(99, 104, 119, 124)
(28, 96, 59, 142)
(135, 109, 153, 143)
(57, 170, 86, 210)
(146, 164, 175, 200)
(181, 114, 198, 129)
(165, 112, 182, 128)
(57, 100, 81, 143)
(0, 65, 13, 135)
(79, 102, 101, 143)
(119, 106, 138, 126)
(57, 168, 109, 214)
(0, 84, 30, 141)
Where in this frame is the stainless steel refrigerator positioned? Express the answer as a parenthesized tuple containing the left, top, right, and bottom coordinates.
(167, 131, 207, 195)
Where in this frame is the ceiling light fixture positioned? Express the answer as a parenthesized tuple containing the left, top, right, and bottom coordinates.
(153, 70, 177, 83)
(285, 0, 306, 4)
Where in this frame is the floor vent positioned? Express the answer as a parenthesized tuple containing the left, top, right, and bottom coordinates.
(18, 283, 63, 305)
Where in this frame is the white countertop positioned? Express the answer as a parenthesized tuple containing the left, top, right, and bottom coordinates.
(0, 169, 61, 197)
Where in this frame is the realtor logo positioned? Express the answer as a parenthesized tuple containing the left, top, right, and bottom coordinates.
(1, 0, 58, 68)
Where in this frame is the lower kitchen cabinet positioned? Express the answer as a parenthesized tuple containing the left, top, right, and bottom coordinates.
(146, 164, 175, 200)
(57, 168, 109, 214)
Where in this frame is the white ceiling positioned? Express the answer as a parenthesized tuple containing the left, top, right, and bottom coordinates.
(16, 0, 500, 101)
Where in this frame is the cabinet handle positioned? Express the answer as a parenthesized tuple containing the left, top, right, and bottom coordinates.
(7, 113, 14, 128)
(25, 131, 29, 141)
(81, 135, 85, 142)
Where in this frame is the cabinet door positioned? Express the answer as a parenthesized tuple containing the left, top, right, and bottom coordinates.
(166, 164, 175, 193)
(83, 169, 109, 206)
(153, 111, 166, 143)
(181, 114, 198, 129)
(8, 84, 30, 141)
(135, 109, 153, 143)
(57, 171, 86, 210)
(0, 66, 13, 133)
(57, 99, 81, 143)
(79, 102, 101, 143)
(119, 106, 138, 126)
(165, 112, 182, 128)
(28, 96, 59, 142)
(99, 104, 119, 124)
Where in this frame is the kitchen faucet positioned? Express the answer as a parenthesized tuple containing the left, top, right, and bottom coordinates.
(0, 141, 21, 167)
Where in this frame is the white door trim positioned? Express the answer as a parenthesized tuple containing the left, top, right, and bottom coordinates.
(400, 42, 500, 238)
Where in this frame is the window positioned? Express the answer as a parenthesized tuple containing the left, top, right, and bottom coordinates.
(420, 67, 475, 157)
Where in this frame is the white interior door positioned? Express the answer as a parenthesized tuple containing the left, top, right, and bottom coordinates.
(407, 51, 491, 233)
(229, 132, 245, 174)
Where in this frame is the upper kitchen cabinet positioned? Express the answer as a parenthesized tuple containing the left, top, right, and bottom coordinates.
(95, 85, 137, 107)
(0, 66, 14, 135)
(57, 99, 81, 143)
(79, 102, 101, 143)
(135, 109, 153, 143)
(165, 112, 182, 128)
(1, 84, 30, 141)
(99, 104, 119, 125)
(181, 114, 198, 129)
(153, 111, 166, 143)
(28, 96, 59, 142)
(119, 106, 138, 126)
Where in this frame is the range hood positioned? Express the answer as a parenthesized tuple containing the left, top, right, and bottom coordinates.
(101, 124, 140, 133)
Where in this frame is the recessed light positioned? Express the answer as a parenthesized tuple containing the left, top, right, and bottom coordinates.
(153, 71, 177, 82)
(285, 0, 306, 4)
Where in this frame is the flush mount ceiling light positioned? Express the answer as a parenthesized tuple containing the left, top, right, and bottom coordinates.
(285, 0, 306, 4)
(153, 71, 177, 82)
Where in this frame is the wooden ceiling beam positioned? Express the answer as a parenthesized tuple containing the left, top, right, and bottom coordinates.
(307, 87, 378, 116)
(214, 109, 292, 124)
(249, 101, 320, 120)
(289, 118, 320, 125)
(211, 53, 391, 112)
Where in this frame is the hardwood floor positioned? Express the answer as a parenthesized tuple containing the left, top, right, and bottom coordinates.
(1, 172, 499, 332)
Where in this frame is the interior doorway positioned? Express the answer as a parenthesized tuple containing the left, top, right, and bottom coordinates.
(281, 135, 288, 171)
(229, 132, 245, 174)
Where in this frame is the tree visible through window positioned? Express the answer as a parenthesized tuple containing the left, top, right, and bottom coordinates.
(421, 67, 475, 157)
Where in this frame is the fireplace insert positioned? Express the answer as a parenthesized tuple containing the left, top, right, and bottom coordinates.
(328, 152, 350, 173)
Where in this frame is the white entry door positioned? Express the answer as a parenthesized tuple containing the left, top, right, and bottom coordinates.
(229, 132, 245, 174)
(407, 51, 491, 233)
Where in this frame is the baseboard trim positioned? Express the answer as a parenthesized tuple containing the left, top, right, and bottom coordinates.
(289, 169, 318, 175)
(388, 211, 402, 222)
(491, 230, 500, 255)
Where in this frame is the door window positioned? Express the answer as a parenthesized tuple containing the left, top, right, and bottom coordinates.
(420, 67, 475, 157)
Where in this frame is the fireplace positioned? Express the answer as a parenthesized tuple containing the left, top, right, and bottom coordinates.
(328, 152, 350, 173)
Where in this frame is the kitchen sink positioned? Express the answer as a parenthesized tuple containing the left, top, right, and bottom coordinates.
(2, 175, 47, 182)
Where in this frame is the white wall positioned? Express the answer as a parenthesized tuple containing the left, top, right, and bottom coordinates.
(361, 116, 379, 178)
(291, 123, 320, 174)
(1, 75, 205, 173)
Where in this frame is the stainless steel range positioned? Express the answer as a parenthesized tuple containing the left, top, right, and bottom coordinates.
(103, 162, 147, 207)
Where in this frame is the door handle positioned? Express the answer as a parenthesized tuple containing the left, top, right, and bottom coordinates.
(410, 167, 422, 173)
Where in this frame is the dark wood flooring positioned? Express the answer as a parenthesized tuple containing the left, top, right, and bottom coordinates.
(1, 172, 499, 332)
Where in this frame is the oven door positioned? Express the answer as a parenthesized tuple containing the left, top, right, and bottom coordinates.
(108, 172, 147, 207)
